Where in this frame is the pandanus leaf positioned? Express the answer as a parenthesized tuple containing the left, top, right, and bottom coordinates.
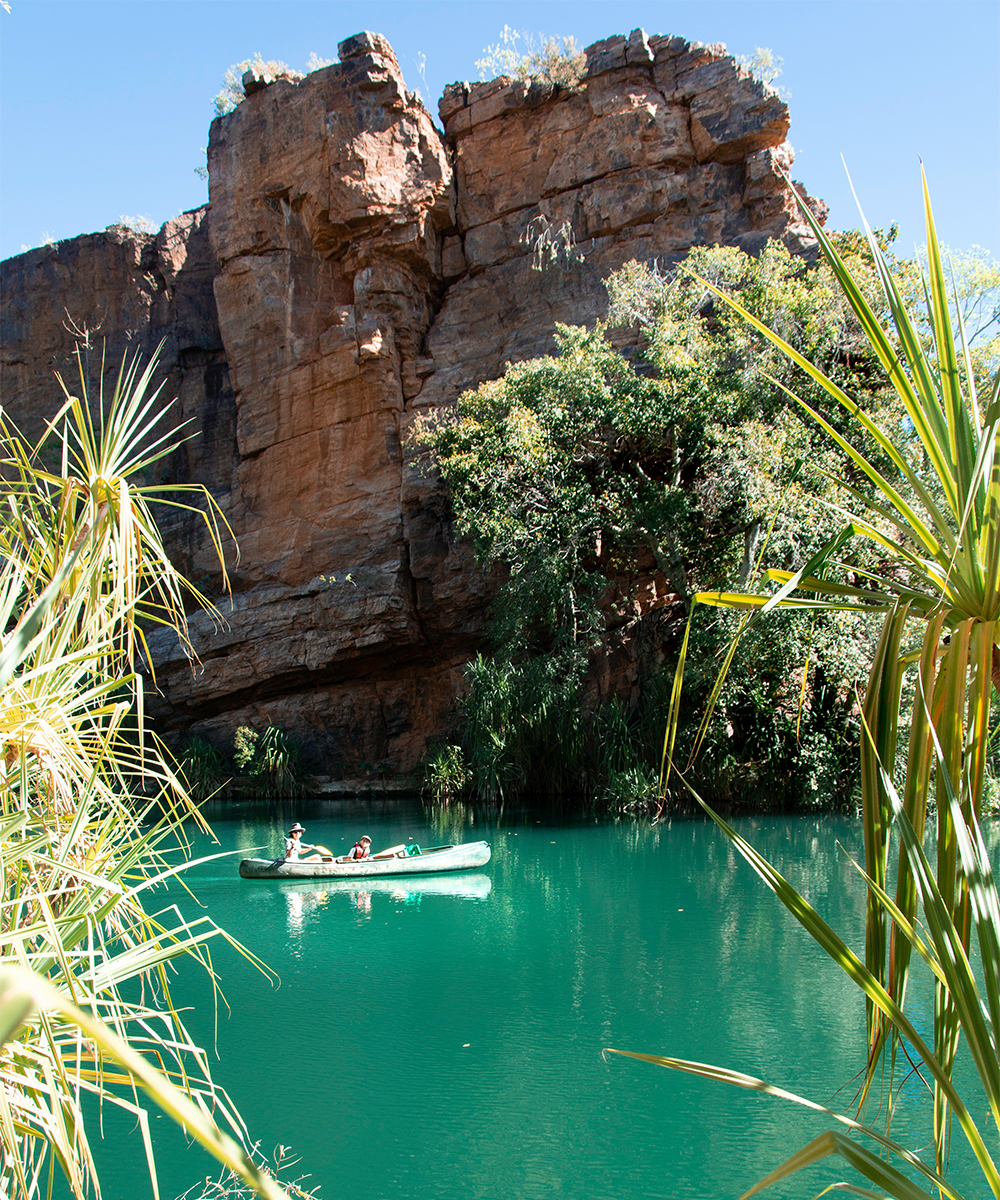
(654, 769, 1000, 1192)
(857, 604, 907, 1076)
(0, 346, 306, 1200)
(0, 968, 291, 1200)
(649, 168, 999, 1197)
(604, 1050, 964, 1199)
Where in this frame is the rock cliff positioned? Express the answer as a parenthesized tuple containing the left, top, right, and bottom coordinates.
(0, 30, 825, 780)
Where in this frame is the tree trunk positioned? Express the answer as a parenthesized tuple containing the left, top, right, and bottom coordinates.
(738, 520, 763, 587)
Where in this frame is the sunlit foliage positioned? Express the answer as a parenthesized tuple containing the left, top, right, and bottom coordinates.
(415, 230, 970, 806)
(645, 173, 1000, 1197)
(475, 25, 586, 87)
(0, 345, 289, 1200)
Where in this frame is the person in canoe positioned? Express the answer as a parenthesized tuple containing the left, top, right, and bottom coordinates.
(347, 835, 372, 860)
(284, 822, 324, 863)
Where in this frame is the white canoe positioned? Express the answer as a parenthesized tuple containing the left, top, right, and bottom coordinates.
(239, 840, 491, 879)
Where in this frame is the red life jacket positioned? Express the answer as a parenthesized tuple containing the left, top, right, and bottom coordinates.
(351, 842, 369, 860)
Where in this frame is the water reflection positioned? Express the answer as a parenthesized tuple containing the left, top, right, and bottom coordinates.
(282, 883, 330, 938)
(424, 800, 480, 845)
(279, 872, 493, 930)
(278, 872, 492, 918)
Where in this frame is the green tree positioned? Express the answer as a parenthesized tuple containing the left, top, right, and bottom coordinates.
(416, 232, 935, 806)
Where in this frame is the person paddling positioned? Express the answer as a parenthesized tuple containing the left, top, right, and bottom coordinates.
(348, 835, 372, 860)
(284, 822, 323, 863)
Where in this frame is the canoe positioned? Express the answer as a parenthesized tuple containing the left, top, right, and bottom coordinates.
(239, 840, 491, 880)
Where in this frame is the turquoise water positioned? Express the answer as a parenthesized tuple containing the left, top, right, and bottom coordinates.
(91, 801, 983, 1199)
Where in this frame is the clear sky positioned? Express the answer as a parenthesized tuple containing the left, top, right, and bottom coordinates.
(0, 0, 997, 263)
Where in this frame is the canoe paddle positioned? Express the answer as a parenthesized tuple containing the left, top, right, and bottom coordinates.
(308, 842, 406, 862)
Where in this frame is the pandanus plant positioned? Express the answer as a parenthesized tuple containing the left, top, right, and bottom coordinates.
(0, 346, 292, 1200)
(613, 174, 1000, 1197)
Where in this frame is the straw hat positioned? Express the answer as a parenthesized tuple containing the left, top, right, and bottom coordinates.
(289, 823, 306, 834)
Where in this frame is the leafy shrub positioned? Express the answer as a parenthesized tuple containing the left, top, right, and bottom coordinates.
(213, 54, 301, 116)
(735, 46, 791, 101)
(232, 725, 306, 798)
(455, 656, 675, 808)
(595, 764, 659, 813)
(463, 653, 590, 802)
(213, 50, 335, 116)
(177, 737, 229, 802)
(419, 743, 468, 803)
(111, 214, 157, 235)
(476, 26, 585, 87)
(417, 230, 985, 810)
(304, 52, 333, 72)
(232, 725, 258, 772)
(736, 46, 785, 86)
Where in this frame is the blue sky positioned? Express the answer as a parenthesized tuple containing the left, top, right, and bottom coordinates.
(1, 0, 997, 262)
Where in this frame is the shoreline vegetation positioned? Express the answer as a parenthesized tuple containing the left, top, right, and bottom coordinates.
(0, 345, 296, 1199)
(614, 175, 1000, 1197)
(411, 228, 998, 817)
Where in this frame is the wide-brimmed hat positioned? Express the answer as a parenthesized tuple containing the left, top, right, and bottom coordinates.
(360, 834, 371, 843)
(289, 822, 306, 834)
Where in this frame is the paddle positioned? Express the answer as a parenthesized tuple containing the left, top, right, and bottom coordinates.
(308, 842, 339, 862)
(313, 842, 408, 863)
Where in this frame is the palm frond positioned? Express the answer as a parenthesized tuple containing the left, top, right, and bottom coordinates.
(1, 345, 288, 1200)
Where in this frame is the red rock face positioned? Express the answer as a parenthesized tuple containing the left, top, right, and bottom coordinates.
(0, 30, 824, 780)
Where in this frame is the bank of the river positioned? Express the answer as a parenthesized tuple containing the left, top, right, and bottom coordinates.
(82, 801, 984, 1200)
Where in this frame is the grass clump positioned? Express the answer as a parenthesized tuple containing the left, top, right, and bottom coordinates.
(419, 743, 469, 803)
(213, 51, 333, 116)
(177, 736, 230, 802)
(176, 1143, 319, 1200)
(476, 25, 585, 88)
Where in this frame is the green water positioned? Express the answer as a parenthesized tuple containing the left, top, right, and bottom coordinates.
(94, 801, 982, 1199)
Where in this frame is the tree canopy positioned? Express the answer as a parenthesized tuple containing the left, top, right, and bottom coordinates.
(414, 231, 999, 809)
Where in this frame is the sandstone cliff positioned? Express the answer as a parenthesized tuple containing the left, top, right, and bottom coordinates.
(0, 30, 825, 781)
